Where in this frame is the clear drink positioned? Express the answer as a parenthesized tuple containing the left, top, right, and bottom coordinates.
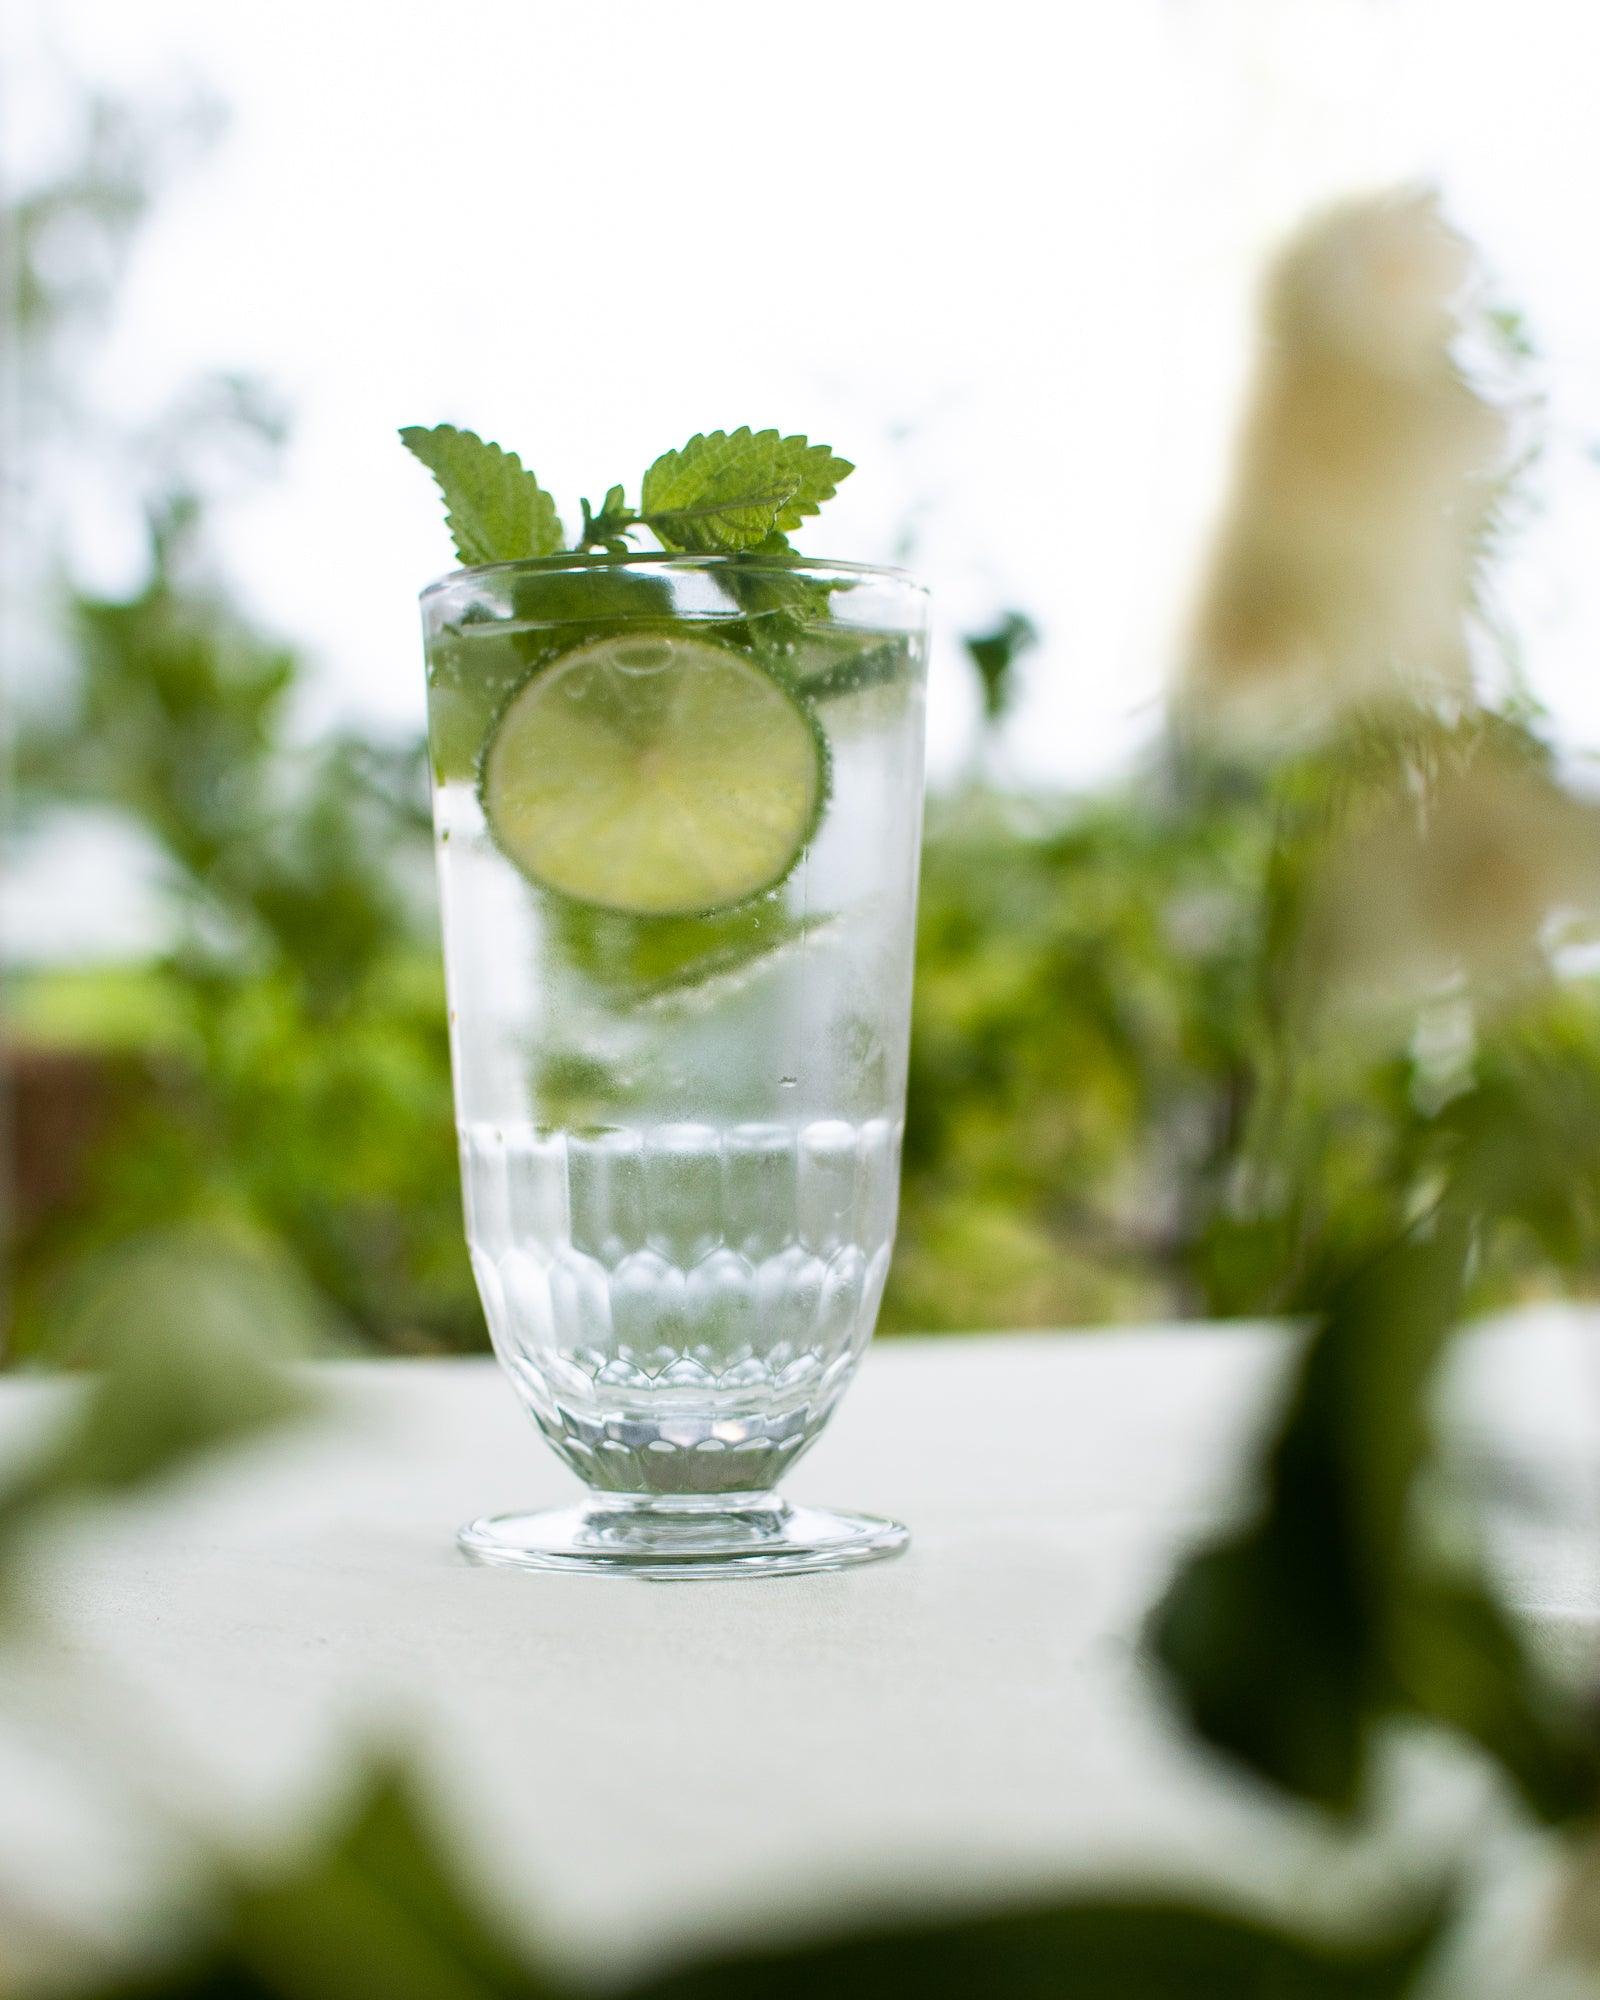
(421, 555, 928, 1575)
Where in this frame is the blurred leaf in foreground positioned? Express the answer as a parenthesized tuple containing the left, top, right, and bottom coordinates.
(1152, 1226, 1467, 1810)
(1554, 1829, 1600, 1982)
(628, 1892, 1447, 2000)
(218, 1763, 542, 2000)
(1152, 1216, 1600, 1823)
(1, 1229, 317, 1555)
(100, 1761, 545, 2000)
(93, 1756, 1446, 2000)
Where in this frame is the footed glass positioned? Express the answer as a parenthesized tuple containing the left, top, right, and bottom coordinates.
(421, 554, 929, 1577)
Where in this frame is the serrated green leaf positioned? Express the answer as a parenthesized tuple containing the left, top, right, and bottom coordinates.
(639, 427, 852, 553)
(400, 425, 564, 566)
(770, 439, 853, 534)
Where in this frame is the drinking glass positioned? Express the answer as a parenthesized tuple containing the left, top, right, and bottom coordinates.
(421, 553, 928, 1576)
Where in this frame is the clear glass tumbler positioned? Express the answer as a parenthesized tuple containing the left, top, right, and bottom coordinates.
(421, 553, 929, 1577)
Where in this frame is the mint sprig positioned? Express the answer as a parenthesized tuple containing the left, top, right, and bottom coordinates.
(577, 484, 632, 555)
(399, 425, 563, 566)
(637, 428, 853, 553)
(401, 422, 852, 565)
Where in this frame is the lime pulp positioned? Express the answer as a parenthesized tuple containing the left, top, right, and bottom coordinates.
(479, 631, 826, 916)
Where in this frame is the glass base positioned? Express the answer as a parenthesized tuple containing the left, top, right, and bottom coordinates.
(457, 1491, 909, 1581)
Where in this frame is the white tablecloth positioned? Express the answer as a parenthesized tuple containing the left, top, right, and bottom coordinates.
(1, 1319, 1596, 1983)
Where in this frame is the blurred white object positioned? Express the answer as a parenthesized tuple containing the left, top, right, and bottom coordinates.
(1179, 190, 1511, 742)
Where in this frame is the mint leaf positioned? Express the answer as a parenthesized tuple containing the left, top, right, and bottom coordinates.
(399, 424, 564, 566)
(400, 421, 855, 565)
(640, 427, 853, 553)
(770, 439, 853, 534)
(578, 483, 635, 554)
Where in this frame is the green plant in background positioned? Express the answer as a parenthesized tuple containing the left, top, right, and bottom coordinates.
(9, 502, 471, 1357)
(962, 609, 1039, 726)
(0, 86, 458, 1360)
(12, 108, 1600, 1384)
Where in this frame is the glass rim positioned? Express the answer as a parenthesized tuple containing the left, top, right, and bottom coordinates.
(419, 549, 925, 604)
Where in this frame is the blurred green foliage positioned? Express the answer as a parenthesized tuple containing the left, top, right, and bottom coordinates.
(19, 561, 1600, 1356)
(13, 102, 1600, 1359)
(97, 1756, 1450, 2000)
(893, 771, 1267, 1329)
(10, 507, 471, 1358)
(914, 766, 1599, 1340)
(961, 609, 1039, 724)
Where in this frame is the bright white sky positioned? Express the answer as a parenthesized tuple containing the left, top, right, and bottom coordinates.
(11, 0, 1600, 954)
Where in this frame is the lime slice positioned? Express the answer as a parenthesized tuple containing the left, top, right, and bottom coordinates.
(480, 631, 826, 915)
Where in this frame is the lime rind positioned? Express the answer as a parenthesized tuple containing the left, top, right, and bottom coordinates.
(477, 629, 830, 918)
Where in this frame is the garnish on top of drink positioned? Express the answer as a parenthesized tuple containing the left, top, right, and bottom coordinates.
(402, 423, 861, 918)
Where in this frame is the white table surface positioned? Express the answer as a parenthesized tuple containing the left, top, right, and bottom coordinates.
(1, 1319, 1596, 1985)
